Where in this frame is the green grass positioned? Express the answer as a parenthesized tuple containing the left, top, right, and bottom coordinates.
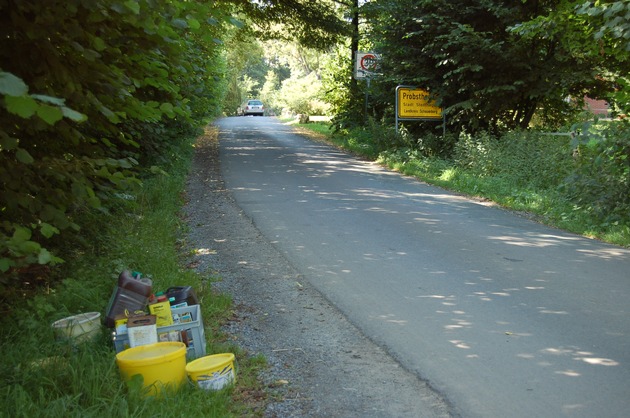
(0, 128, 267, 417)
(295, 123, 630, 247)
(298, 121, 333, 136)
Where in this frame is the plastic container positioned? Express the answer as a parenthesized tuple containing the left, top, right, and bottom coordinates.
(113, 305, 206, 360)
(186, 353, 236, 390)
(166, 286, 199, 307)
(115, 342, 187, 396)
(105, 271, 153, 328)
(52, 312, 101, 343)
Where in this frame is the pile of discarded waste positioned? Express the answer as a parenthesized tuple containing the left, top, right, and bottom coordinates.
(51, 270, 235, 395)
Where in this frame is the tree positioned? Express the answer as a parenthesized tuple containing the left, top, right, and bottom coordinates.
(222, 27, 268, 114)
(226, 0, 350, 49)
(364, 0, 620, 133)
(0, 0, 360, 283)
(513, 0, 630, 115)
(0, 0, 231, 282)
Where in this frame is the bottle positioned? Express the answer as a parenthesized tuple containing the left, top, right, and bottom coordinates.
(104, 270, 153, 328)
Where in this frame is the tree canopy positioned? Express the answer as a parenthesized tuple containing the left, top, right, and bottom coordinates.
(0, 0, 232, 280)
(364, 0, 629, 133)
(226, 0, 350, 49)
(0, 0, 353, 283)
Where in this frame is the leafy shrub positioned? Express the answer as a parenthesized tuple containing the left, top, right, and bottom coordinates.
(562, 120, 630, 225)
(495, 130, 573, 189)
(332, 117, 399, 159)
(454, 130, 573, 190)
(453, 131, 500, 176)
(410, 131, 457, 159)
(0, 0, 228, 285)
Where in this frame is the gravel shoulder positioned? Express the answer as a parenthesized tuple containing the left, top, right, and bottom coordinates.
(183, 125, 453, 417)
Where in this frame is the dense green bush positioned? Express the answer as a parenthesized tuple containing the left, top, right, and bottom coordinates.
(0, 0, 229, 285)
(562, 120, 630, 225)
(330, 117, 400, 159)
(454, 130, 573, 190)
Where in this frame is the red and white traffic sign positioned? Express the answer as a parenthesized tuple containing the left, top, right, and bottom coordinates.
(355, 52, 380, 79)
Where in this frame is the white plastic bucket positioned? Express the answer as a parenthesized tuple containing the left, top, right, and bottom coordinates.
(52, 312, 101, 343)
(185, 353, 236, 390)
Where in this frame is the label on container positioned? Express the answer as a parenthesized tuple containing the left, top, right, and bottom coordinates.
(197, 368, 235, 390)
(149, 301, 173, 326)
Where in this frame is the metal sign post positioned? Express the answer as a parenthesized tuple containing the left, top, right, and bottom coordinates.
(364, 77, 371, 123)
(355, 52, 381, 123)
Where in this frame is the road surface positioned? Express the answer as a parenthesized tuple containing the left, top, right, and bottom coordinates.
(216, 116, 630, 417)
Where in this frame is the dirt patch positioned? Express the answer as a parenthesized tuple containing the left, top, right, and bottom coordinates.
(183, 125, 452, 417)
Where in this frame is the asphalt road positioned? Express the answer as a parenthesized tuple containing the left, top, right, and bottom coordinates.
(216, 116, 630, 418)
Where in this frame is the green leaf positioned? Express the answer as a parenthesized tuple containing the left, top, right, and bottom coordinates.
(229, 17, 244, 29)
(92, 36, 107, 51)
(13, 226, 32, 241)
(187, 17, 200, 30)
(117, 158, 134, 169)
(61, 106, 88, 122)
(38, 248, 53, 264)
(100, 105, 120, 123)
(36, 104, 64, 125)
(0, 258, 12, 272)
(0, 72, 28, 96)
(15, 148, 34, 164)
(0, 135, 19, 150)
(40, 223, 59, 239)
(19, 240, 41, 253)
(125, 0, 140, 14)
(5, 95, 38, 118)
(82, 49, 101, 61)
(160, 102, 174, 114)
(172, 18, 187, 29)
(31, 94, 65, 106)
(87, 195, 101, 208)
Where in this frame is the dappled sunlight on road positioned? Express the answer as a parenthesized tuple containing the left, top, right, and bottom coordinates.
(449, 340, 472, 349)
(225, 145, 285, 151)
(487, 233, 581, 247)
(538, 308, 569, 315)
(218, 117, 630, 416)
(404, 284, 624, 389)
(577, 247, 630, 260)
(375, 313, 409, 326)
(541, 347, 620, 368)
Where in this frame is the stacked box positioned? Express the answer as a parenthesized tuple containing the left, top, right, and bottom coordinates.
(113, 304, 206, 360)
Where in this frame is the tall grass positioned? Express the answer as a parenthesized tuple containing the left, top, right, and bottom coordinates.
(0, 128, 265, 417)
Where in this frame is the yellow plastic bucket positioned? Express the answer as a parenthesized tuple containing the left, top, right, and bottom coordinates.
(51, 312, 101, 343)
(186, 353, 236, 390)
(116, 342, 187, 396)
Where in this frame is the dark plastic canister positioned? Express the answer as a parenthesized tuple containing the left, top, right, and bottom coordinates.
(105, 271, 153, 328)
(165, 286, 199, 306)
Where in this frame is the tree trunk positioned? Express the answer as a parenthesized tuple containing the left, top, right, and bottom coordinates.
(350, 0, 359, 93)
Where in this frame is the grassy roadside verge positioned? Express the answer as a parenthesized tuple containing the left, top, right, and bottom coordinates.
(0, 127, 266, 418)
(290, 120, 629, 247)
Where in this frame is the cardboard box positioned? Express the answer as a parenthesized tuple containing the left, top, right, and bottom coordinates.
(127, 314, 157, 347)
